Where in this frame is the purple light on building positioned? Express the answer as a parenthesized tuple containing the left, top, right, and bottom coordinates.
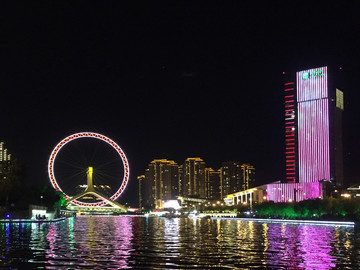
(266, 181, 322, 202)
(296, 66, 331, 183)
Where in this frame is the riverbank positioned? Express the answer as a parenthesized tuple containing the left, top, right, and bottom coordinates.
(0, 217, 66, 224)
(211, 217, 355, 226)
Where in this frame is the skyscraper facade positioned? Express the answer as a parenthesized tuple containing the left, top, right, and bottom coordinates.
(220, 161, 255, 199)
(268, 66, 344, 202)
(220, 161, 242, 199)
(296, 66, 344, 185)
(138, 159, 179, 209)
(241, 163, 255, 190)
(205, 168, 221, 200)
(0, 142, 12, 180)
(180, 158, 206, 198)
(0, 142, 11, 162)
(137, 175, 146, 209)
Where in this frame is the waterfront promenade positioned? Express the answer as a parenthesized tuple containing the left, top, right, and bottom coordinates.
(0, 217, 66, 224)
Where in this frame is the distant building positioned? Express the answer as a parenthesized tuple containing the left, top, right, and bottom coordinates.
(224, 185, 267, 207)
(220, 161, 242, 199)
(0, 142, 11, 162)
(220, 161, 255, 199)
(0, 142, 12, 182)
(286, 66, 343, 186)
(178, 165, 183, 196)
(269, 66, 344, 202)
(139, 157, 255, 208)
(205, 168, 221, 200)
(137, 175, 146, 209)
(347, 184, 360, 199)
(138, 159, 179, 209)
(180, 158, 206, 198)
(241, 163, 255, 191)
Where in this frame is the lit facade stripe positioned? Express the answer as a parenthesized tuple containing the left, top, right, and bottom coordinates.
(284, 80, 296, 182)
(296, 67, 330, 183)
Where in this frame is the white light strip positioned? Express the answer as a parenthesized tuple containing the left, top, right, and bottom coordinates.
(211, 217, 355, 227)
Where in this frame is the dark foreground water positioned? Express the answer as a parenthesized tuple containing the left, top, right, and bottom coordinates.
(0, 216, 359, 269)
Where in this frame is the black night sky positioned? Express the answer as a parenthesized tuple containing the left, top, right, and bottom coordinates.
(1, 2, 360, 206)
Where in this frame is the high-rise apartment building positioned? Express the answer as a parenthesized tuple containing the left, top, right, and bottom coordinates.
(241, 163, 255, 190)
(220, 161, 242, 199)
(0, 142, 11, 162)
(180, 158, 206, 198)
(178, 165, 183, 196)
(137, 175, 146, 209)
(0, 142, 13, 187)
(138, 159, 179, 209)
(220, 161, 255, 199)
(205, 168, 221, 200)
(139, 157, 255, 207)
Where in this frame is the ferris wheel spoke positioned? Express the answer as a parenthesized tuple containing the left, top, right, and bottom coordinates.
(95, 159, 123, 170)
(94, 172, 121, 187)
(56, 173, 87, 188)
(55, 159, 86, 170)
(71, 139, 91, 165)
(58, 143, 86, 167)
(57, 169, 87, 180)
(89, 141, 101, 165)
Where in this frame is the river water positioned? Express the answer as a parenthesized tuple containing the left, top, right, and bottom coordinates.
(0, 216, 359, 269)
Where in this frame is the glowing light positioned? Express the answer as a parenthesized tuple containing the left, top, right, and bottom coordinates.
(266, 182, 323, 202)
(284, 78, 297, 183)
(163, 200, 181, 209)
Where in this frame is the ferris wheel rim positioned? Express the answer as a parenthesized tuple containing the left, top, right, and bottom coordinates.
(48, 132, 130, 207)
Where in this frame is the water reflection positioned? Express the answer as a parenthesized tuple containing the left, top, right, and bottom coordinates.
(0, 217, 358, 269)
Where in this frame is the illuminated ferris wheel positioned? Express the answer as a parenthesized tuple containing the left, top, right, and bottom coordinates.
(48, 132, 130, 207)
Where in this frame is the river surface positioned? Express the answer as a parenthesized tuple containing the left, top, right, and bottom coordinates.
(0, 216, 359, 269)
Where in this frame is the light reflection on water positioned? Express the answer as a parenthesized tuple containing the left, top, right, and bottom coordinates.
(0, 216, 358, 269)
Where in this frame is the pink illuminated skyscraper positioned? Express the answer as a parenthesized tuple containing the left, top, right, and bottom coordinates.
(283, 66, 344, 186)
(268, 66, 344, 202)
(295, 66, 344, 186)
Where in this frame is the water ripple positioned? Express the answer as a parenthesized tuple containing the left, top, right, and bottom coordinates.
(0, 216, 358, 269)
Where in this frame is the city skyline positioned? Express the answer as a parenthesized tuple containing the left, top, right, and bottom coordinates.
(1, 2, 360, 205)
(138, 157, 255, 209)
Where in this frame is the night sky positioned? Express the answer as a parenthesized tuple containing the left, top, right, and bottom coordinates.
(1, 2, 360, 206)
